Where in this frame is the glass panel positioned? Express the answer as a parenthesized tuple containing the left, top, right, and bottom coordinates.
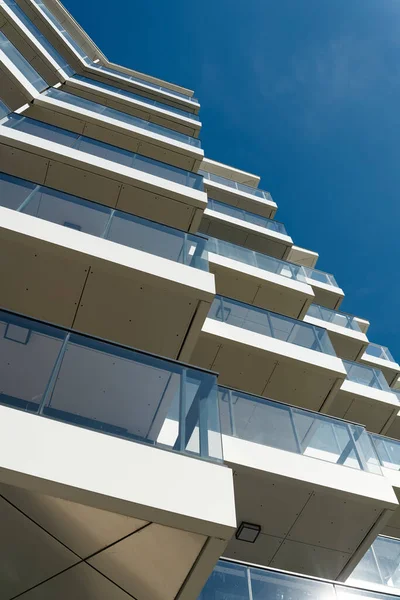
(198, 561, 250, 600)
(365, 344, 396, 363)
(0, 309, 221, 461)
(206, 237, 305, 282)
(0, 172, 208, 271)
(218, 387, 380, 473)
(343, 360, 391, 391)
(0, 172, 37, 210)
(72, 75, 200, 120)
(199, 170, 273, 202)
(0, 99, 10, 120)
(304, 266, 339, 288)
(207, 198, 286, 234)
(0, 311, 65, 412)
(250, 565, 335, 600)
(372, 434, 400, 470)
(3, 115, 204, 190)
(306, 304, 361, 332)
(44, 88, 201, 147)
(5, 1, 74, 75)
(209, 297, 336, 355)
(0, 31, 47, 92)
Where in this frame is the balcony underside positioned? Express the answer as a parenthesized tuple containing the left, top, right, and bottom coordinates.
(0, 405, 235, 600)
(287, 245, 318, 268)
(0, 128, 207, 232)
(326, 381, 399, 434)
(208, 254, 314, 320)
(199, 210, 292, 260)
(0, 208, 214, 360)
(63, 79, 201, 138)
(222, 437, 397, 581)
(384, 413, 400, 441)
(381, 468, 400, 539)
(191, 319, 345, 411)
(24, 98, 203, 171)
(203, 179, 277, 219)
(303, 316, 368, 361)
(0, 60, 34, 110)
(305, 279, 344, 310)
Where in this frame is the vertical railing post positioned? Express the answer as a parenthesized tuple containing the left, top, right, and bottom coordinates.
(17, 184, 42, 213)
(177, 368, 187, 452)
(101, 209, 116, 239)
(289, 407, 302, 454)
(38, 333, 70, 415)
(227, 389, 237, 437)
(199, 392, 209, 458)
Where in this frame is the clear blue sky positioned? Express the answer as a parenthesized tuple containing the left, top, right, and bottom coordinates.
(65, 0, 400, 360)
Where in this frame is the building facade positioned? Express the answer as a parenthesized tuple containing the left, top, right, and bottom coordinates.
(0, 0, 400, 598)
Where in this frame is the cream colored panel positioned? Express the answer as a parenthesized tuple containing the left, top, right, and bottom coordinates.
(137, 139, 194, 171)
(225, 532, 283, 564)
(209, 268, 260, 306)
(287, 492, 381, 553)
(190, 336, 221, 370)
(263, 361, 336, 411)
(270, 539, 351, 579)
(88, 523, 206, 600)
(0, 483, 148, 559)
(117, 184, 194, 231)
(341, 397, 395, 434)
(45, 160, 122, 208)
(74, 269, 197, 358)
(0, 497, 78, 598)
(245, 233, 288, 259)
(82, 121, 140, 153)
(0, 143, 50, 184)
(0, 232, 90, 327)
(233, 471, 312, 538)
(26, 104, 86, 135)
(252, 285, 308, 319)
(17, 562, 132, 599)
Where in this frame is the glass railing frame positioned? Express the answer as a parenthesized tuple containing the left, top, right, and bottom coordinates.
(0, 171, 209, 271)
(306, 304, 362, 332)
(199, 169, 273, 202)
(370, 433, 400, 472)
(209, 295, 337, 356)
(2, 114, 204, 191)
(343, 360, 392, 392)
(207, 197, 287, 234)
(364, 343, 397, 364)
(218, 385, 380, 474)
(0, 308, 222, 463)
(43, 87, 201, 147)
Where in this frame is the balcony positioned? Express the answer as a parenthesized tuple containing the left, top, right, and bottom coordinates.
(0, 0, 74, 85)
(25, 87, 204, 171)
(360, 344, 400, 387)
(287, 244, 319, 268)
(0, 29, 48, 109)
(0, 114, 207, 232)
(191, 296, 346, 410)
(348, 536, 400, 595)
(0, 171, 214, 358)
(20, 0, 200, 113)
(303, 266, 345, 309)
(328, 361, 400, 435)
(199, 559, 400, 600)
(0, 309, 236, 600)
(304, 304, 369, 361)
(64, 74, 201, 138)
(199, 169, 277, 219)
(200, 198, 293, 259)
(217, 386, 397, 579)
(371, 434, 400, 539)
(205, 237, 314, 319)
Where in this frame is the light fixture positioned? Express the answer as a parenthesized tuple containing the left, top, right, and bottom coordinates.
(235, 522, 261, 543)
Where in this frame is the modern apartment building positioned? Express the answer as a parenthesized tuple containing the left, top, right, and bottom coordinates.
(0, 1, 400, 598)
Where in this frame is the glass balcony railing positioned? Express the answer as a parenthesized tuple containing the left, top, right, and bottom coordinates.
(0, 31, 48, 93)
(209, 296, 337, 356)
(349, 536, 400, 592)
(199, 170, 273, 203)
(303, 266, 340, 288)
(0, 309, 222, 462)
(343, 360, 393, 391)
(199, 558, 399, 600)
(2, 114, 204, 190)
(218, 387, 381, 473)
(3, 0, 75, 76)
(72, 75, 200, 121)
(31, 0, 198, 103)
(0, 172, 208, 270)
(44, 87, 201, 147)
(207, 198, 287, 234)
(306, 304, 362, 332)
(0, 99, 10, 121)
(205, 237, 305, 282)
(364, 344, 397, 364)
(371, 434, 400, 471)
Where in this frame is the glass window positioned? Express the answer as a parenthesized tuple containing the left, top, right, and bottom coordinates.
(198, 561, 250, 600)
